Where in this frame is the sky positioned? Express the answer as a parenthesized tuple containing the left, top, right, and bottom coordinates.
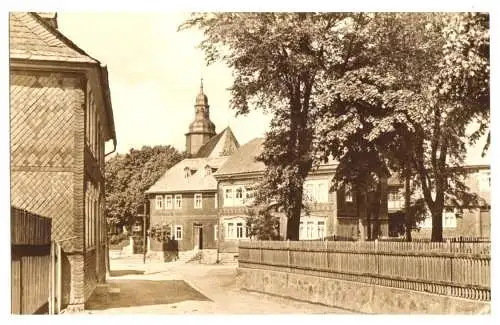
(55, 12, 489, 165)
(57, 12, 272, 155)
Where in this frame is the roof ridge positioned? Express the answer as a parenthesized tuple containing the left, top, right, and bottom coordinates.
(28, 12, 99, 63)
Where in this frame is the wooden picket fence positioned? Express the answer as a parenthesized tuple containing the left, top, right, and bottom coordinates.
(238, 240, 491, 301)
(11, 207, 52, 314)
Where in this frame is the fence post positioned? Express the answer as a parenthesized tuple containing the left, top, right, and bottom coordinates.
(259, 240, 263, 264)
(57, 242, 62, 314)
(49, 241, 55, 315)
(325, 240, 329, 269)
(287, 240, 291, 269)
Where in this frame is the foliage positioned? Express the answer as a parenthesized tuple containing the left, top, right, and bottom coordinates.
(312, 13, 489, 241)
(389, 198, 428, 237)
(181, 13, 366, 240)
(105, 145, 184, 228)
(183, 13, 489, 242)
(109, 232, 129, 245)
(246, 209, 282, 240)
(148, 223, 172, 242)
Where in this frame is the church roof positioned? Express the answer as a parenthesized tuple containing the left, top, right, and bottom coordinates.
(9, 12, 97, 63)
(214, 137, 266, 177)
(195, 126, 240, 158)
(145, 156, 228, 194)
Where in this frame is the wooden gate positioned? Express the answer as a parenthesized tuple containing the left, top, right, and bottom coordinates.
(48, 241, 62, 314)
(11, 207, 52, 314)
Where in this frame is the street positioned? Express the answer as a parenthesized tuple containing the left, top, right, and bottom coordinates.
(85, 256, 349, 314)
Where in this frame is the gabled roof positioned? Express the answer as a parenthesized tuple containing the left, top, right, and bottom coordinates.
(214, 137, 339, 179)
(9, 12, 116, 145)
(214, 138, 266, 177)
(9, 12, 97, 63)
(195, 126, 240, 158)
(145, 156, 228, 194)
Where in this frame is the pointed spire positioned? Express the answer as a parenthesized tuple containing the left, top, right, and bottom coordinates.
(195, 77, 208, 107)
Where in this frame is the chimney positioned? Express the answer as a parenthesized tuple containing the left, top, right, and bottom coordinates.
(36, 12, 58, 29)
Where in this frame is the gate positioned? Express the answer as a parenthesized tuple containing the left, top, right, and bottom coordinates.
(48, 236, 76, 314)
(11, 207, 51, 314)
(48, 241, 61, 314)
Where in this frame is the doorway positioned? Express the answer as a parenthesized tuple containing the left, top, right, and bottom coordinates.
(193, 225, 203, 250)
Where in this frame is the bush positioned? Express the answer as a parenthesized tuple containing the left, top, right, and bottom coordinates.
(109, 232, 129, 245)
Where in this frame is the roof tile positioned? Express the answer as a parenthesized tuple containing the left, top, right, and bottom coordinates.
(214, 138, 266, 176)
(145, 156, 228, 194)
(9, 12, 96, 63)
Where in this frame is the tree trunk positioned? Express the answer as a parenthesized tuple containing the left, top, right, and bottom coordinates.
(371, 181, 382, 240)
(286, 210, 301, 241)
(431, 209, 444, 242)
(404, 167, 412, 242)
(357, 191, 367, 241)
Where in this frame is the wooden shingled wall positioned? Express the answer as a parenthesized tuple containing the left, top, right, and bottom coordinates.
(10, 70, 84, 251)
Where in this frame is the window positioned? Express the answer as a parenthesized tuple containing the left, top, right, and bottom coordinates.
(223, 185, 255, 207)
(165, 195, 172, 209)
(205, 165, 212, 176)
(214, 225, 218, 241)
(304, 184, 314, 201)
(317, 221, 325, 239)
(184, 167, 191, 178)
(175, 194, 182, 209)
(96, 121, 100, 163)
(299, 216, 327, 240)
(479, 171, 490, 192)
(420, 209, 457, 229)
(155, 195, 164, 209)
(345, 184, 353, 203)
(388, 190, 403, 209)
(227, 222, 235, 238)
(174, 226, 183, 240)
(420, 215, 432, 229)
(194, 193, 202, 209)
(303, 180, 329, 203)
(235, 187, 243, 205)
(224, 188, 233, 206)
(443, 208, 457, 228)
(306, 221, 314, 239)
(236, 223, 244, 238)
(235, 187, 243, 199)
(317, 183, 327, 203)
(85, 181, 100, 248)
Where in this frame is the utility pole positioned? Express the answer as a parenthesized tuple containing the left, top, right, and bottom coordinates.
(143, 200, 147, 264)
(216, 181, 221, 263)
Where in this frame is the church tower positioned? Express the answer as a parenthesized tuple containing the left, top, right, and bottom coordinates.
(185, 79, 216, 155)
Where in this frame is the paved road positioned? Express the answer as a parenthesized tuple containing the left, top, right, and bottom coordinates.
(85, 256, 349, 314)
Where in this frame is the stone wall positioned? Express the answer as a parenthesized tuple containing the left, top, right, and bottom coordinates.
(237, 267, 490, 314)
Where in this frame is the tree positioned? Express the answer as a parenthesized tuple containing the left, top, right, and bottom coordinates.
(183, 13, 489, 242)
(181, 13, 376, 240)
(313, 13, 489, 242)
(105, 145, 184, 230)
(246, 208, 282, 240)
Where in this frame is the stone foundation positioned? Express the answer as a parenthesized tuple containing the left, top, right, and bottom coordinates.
(237, 267, 490, 314)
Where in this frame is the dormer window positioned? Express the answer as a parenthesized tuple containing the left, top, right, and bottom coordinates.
(184, 166, 192, 178)
(204, 165, 214, 176)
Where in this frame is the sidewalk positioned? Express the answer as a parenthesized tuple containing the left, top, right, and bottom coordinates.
(85, 256, 348, 314)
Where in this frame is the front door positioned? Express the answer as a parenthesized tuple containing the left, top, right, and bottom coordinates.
(193, 225, 203, 250)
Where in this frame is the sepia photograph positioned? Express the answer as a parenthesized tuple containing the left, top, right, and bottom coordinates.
(8, 6, 491, 316)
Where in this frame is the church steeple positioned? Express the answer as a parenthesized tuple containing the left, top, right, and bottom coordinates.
(185, 79, 216, 155)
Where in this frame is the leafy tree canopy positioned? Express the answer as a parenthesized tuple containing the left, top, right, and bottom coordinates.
(105, 145, 184, 228)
